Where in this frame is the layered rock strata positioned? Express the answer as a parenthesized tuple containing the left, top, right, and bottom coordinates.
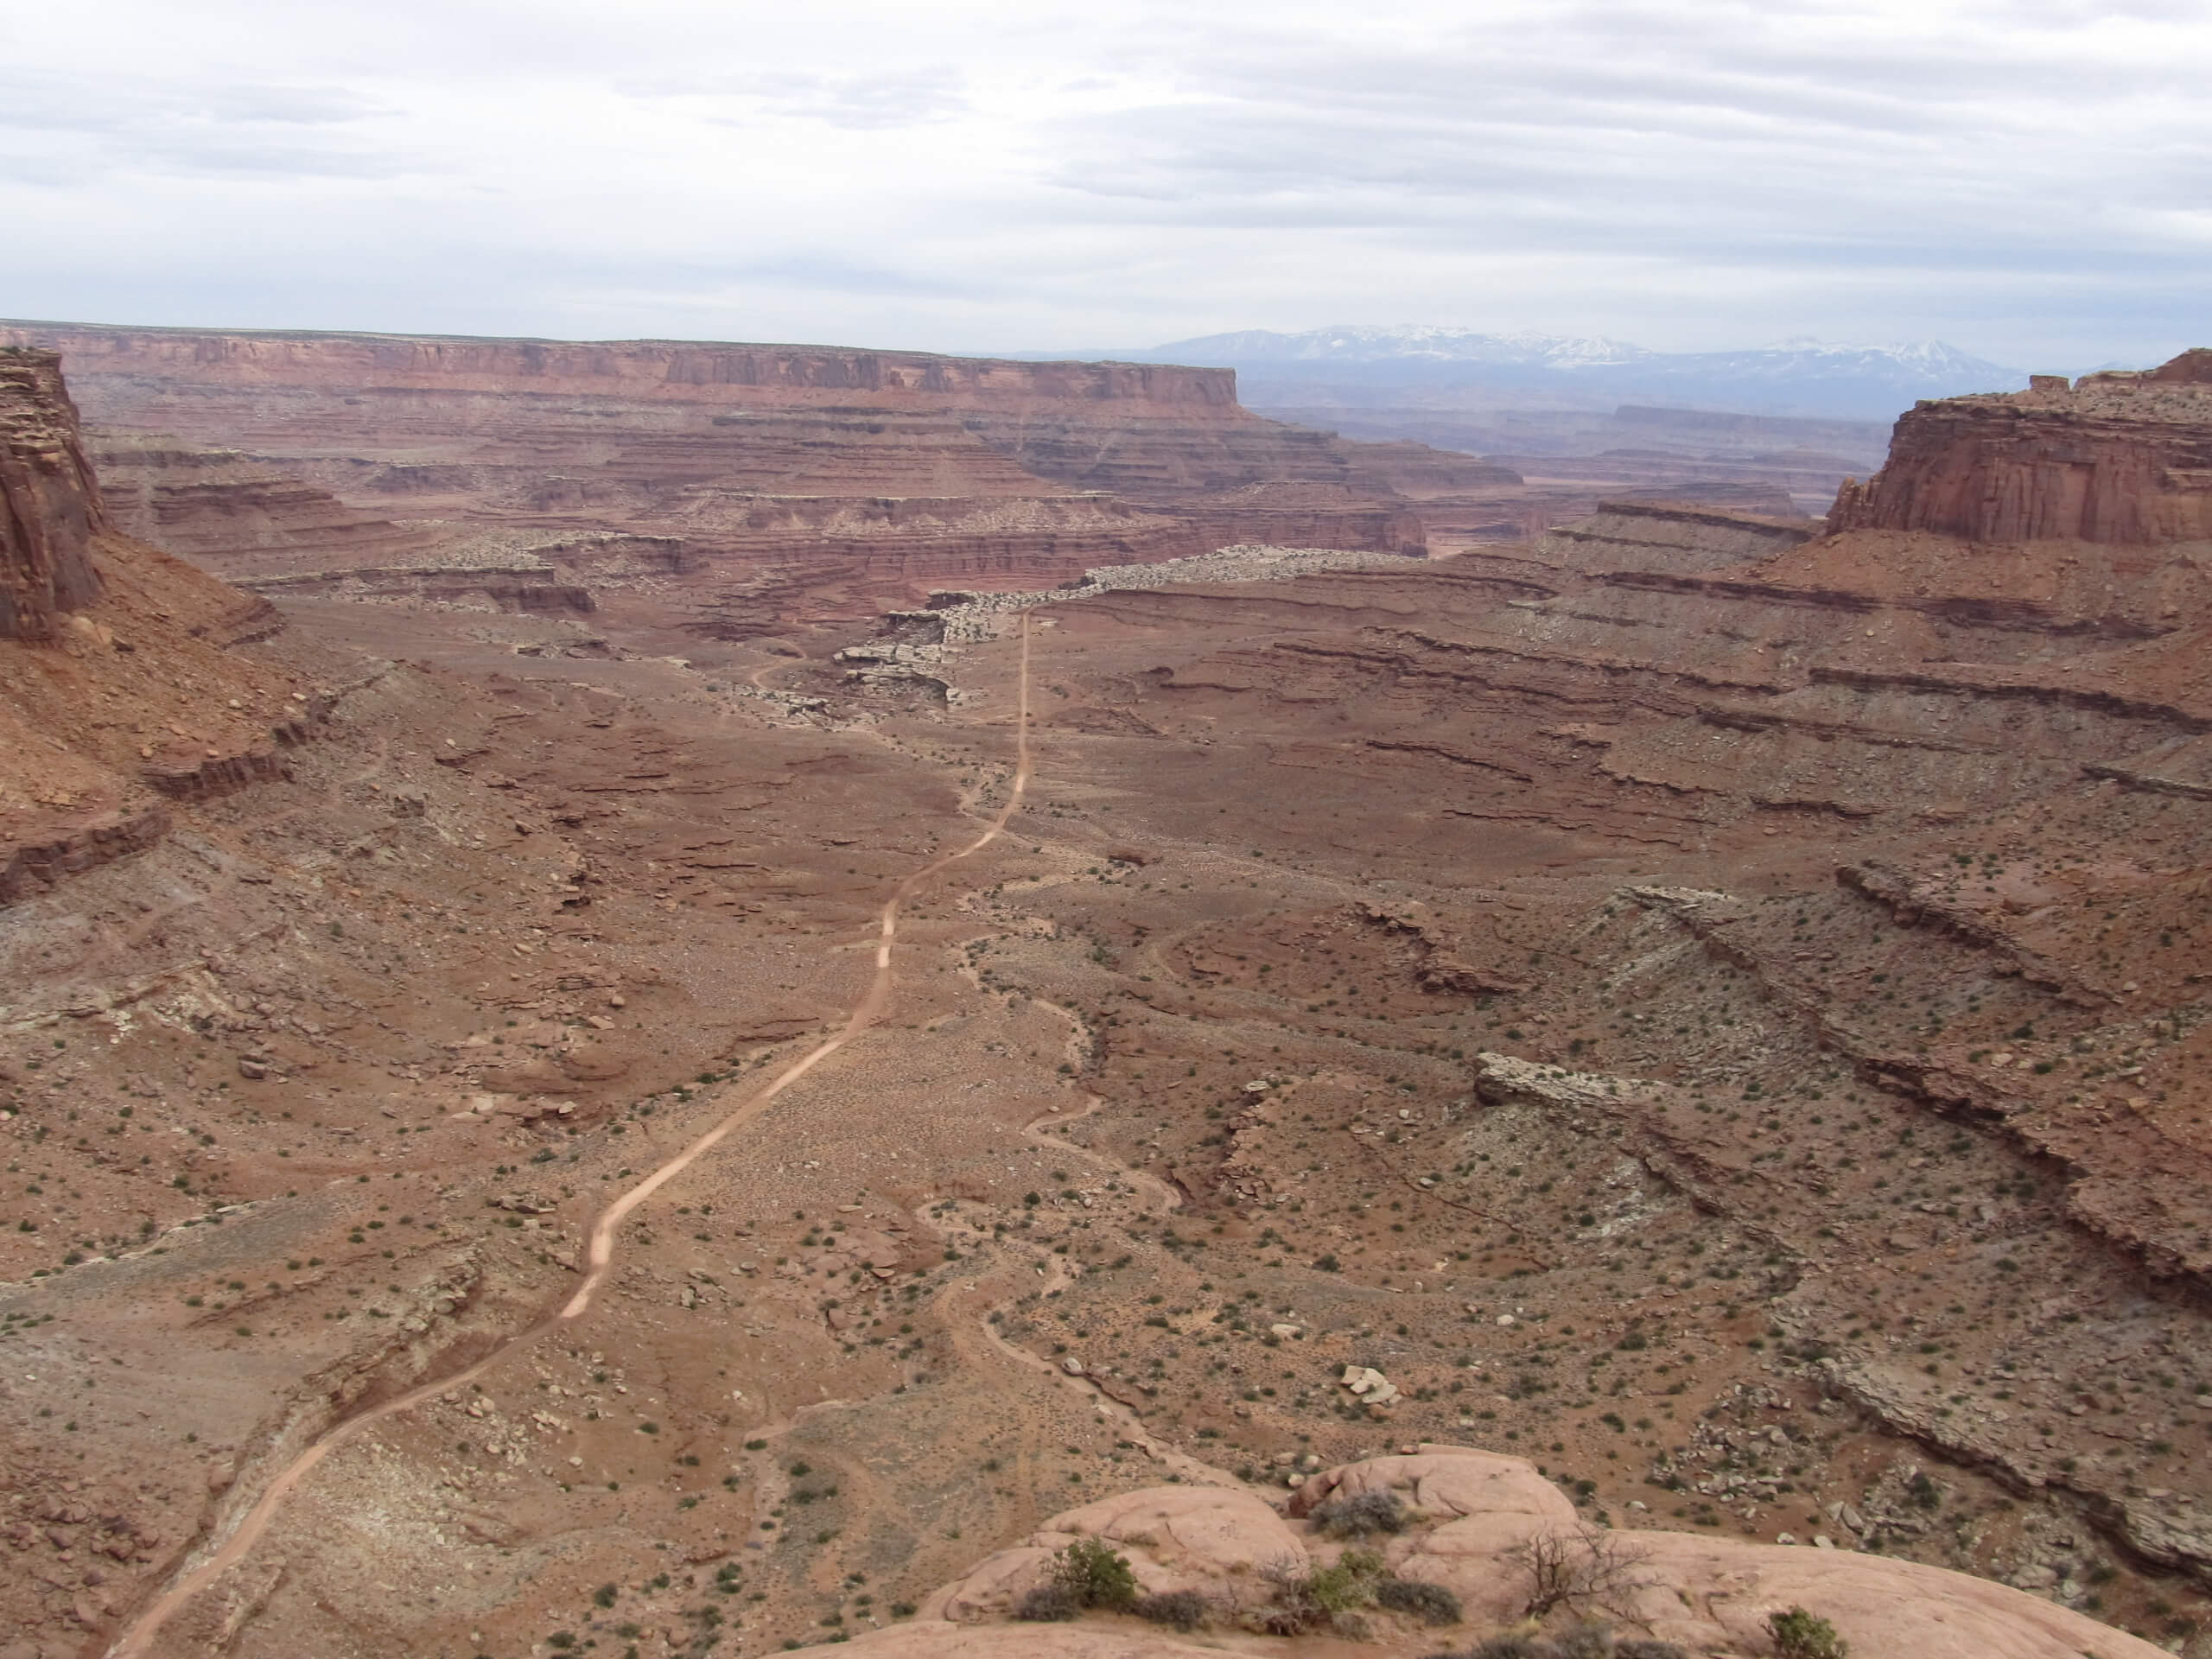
(0, 348, 104, 639)
(0, 321, 1459, 631)
(0, 355, 308, 901)
(1832, 350, 2212, 544)
(90, 434, 445, 579)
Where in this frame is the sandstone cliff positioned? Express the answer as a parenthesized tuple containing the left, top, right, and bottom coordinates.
(0, 325, 1245, 414)
(0, 348, 104, 639)
(0, 321, 1457, 630)
(1830, 348, 2212, 544)
(0, 355, 305, 903)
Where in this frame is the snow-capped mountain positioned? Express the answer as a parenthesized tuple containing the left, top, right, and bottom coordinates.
(1152, 326, 1658, 370)
(1113, 327, 2023, 418)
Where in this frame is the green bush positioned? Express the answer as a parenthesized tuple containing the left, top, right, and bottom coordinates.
(1309, 1560, 1377, 1614)
(1768, 1606, 1848, 1658)
(1048, 1536, 1139, 1611)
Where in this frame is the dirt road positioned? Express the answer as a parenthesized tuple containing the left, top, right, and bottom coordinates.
(106, 618, 1037, 1659)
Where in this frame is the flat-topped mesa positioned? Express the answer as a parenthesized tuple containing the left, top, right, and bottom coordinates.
(0, 322, 1438, 623)
(0, 347, 105, 639)
(1829, 347, 2212, 545)
(0, 322, 1245, 418)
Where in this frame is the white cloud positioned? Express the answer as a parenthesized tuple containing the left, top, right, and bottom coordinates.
(0, 0, 2202, 363)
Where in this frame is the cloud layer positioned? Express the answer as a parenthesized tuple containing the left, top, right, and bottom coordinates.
(1, 0, 2202, 364)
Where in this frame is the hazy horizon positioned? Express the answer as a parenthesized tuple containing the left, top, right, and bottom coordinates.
(4, 1, 2205, 369)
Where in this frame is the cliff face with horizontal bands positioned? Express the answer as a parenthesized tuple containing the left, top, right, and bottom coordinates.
(1830, 349, 2212, 545)
(0, 353, 304, 902)
(0, 324, 1245, 415)
(0, 348, 104, 639)
(0, 321, 1447, 631)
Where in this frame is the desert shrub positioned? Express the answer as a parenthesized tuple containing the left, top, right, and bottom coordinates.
(1768, 1606, 1847, 1658)
(1309, 1561, 1377, 1614)
(1256, 1555, 1326, 1635)
(1376, 1575, 1463, 1625)
(1255, 1548, 1397, 1634)
(1518, 1525, 1655, 1623)
(1313, 1488, 1411, 1538)
(1132, 1590, 1210, 1631)
(1445, 1627, 1684, 1659)
(1048, 1535, 1139, 1611)
(1461, 1637, 1545, 1659)
(1014, 1584, 1077, 1622)
(1324, 1546, 1395, 1610)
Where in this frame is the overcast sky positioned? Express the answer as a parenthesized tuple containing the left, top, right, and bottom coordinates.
(1, 1, 2204, 365)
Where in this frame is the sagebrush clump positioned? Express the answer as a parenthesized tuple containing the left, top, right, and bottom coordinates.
(1376, 1573, 1463, 1625)
(1132, 1589, 1210, 1631)
(1014, 1584, 1077, 1622)
(1431, 1625, 1686, 1659)
(1312, 1487, 1413, 1538)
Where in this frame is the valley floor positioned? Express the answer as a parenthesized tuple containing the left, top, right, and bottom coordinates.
(5, 544, 2212, 1659)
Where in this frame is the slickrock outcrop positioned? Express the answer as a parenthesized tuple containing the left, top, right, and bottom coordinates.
(0, 348, 104, 639)
(862, 1449, 2164, 1657)
(1830, 348, 2212, 544)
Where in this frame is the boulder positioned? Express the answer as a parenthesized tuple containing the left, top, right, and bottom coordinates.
(921, 1484, 1303, 1623)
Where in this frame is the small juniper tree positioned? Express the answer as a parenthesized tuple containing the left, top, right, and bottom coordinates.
(1049, 1535, 1138, 1611)
(1768, 1606, 1848, 1658)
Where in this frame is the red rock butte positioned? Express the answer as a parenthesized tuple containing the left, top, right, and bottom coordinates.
(1831, 351, 2212, 545)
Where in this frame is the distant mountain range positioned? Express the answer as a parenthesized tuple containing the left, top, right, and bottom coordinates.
(1061, 327, 2032, 420)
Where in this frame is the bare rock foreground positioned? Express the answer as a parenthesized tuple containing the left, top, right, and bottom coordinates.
(861, 1446, 2162, 1657)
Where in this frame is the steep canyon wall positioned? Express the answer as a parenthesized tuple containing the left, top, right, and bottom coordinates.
(0, 351, 304, 901)
(1832, 362, 2212, 546)
(0, 348, 105, 639)
(0, 321, 1443, 628)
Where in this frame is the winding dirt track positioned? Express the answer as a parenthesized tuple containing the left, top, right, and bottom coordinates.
(108, 618, 1036, 1659)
